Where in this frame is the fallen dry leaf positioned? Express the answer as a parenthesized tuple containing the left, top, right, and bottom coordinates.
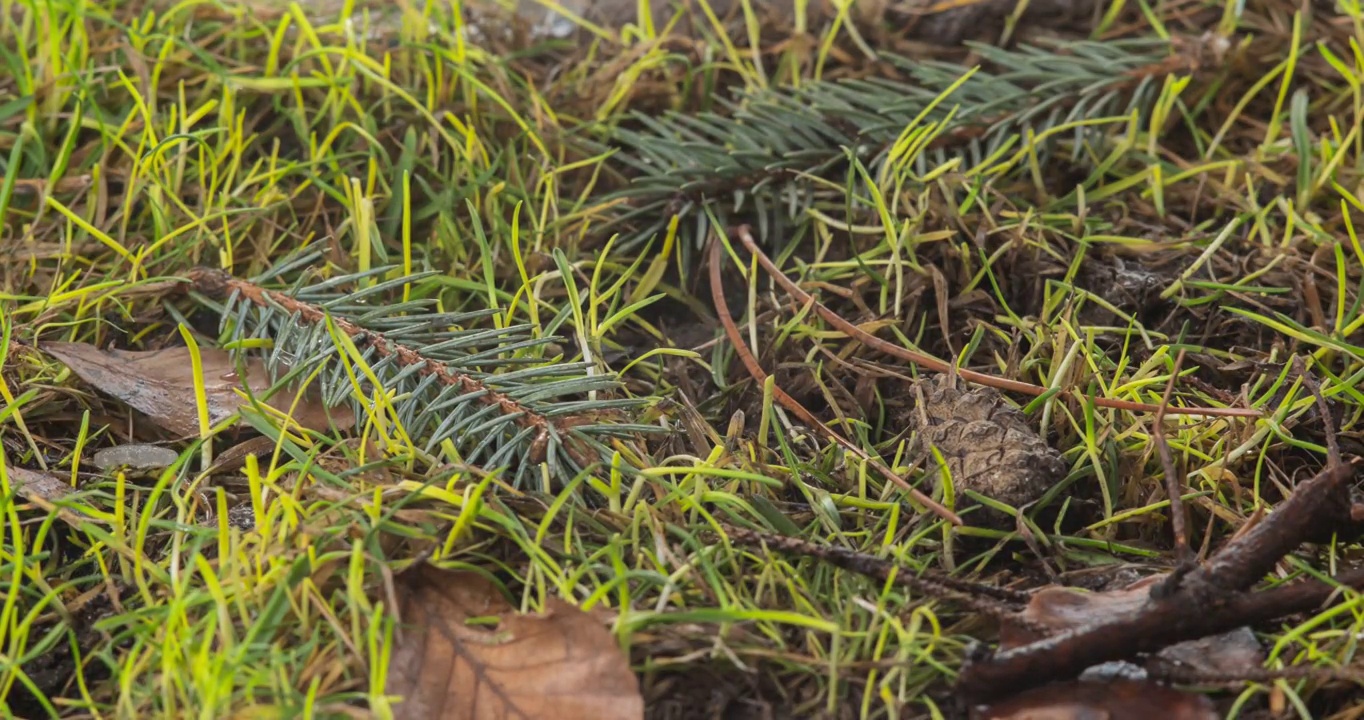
(1002, 575, 1264, 676)
(387, 563, 643, 720)
(999, 578, 1159, 649)
(971, 679, 1218, 720)
(7, 465, 92, 527)
(205, 436, 281, 474)
(42, 343, 353, 437)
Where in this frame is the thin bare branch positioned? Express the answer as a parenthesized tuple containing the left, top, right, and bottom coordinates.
(1296, 356, 1340, 465)
(1155, 349, 1192, 565)
(706, 239, 962, 525)
(733, 225, 1260, 419)
(722, 525, 1034, 622)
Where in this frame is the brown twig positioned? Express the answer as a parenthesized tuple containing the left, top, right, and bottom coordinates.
(732, 225, 1259, 419)
(706, 240, 962, 525)
(1192, 361, 1354, 594)
(1298, 356, 1341, 466)
(955, 566, 1364, 700)
(1196, 463, 1357, 592)
(1147, 658, 1364, 686)
(955, 355, 1361, 700)
(1155, 349, 1192, 565)
(722, 525, 1038, 626)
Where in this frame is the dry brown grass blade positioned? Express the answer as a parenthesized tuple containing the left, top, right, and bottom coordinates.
(1296, 356, 1340, 465)
(707, 238, 963, 525)
(733, 226, 1260, 419)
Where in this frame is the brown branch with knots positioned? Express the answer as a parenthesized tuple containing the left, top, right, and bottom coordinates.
(955, 357, 1364, 699)
(723, 358, 1364, 703)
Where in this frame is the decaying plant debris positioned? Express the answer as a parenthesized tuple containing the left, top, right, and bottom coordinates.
(6, 0, 1364, 717)
(997, 576, 1266, 678)
(386, 563, 643, 719)
(727, 361, 1364, 712)
(40, 341, 354, 437)
(971, 679, 1220, 720)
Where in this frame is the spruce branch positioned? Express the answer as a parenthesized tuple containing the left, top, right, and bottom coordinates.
(595, 37, 1207, 252)
(190, 266, 553, 429)
(184, 259, 654, 485)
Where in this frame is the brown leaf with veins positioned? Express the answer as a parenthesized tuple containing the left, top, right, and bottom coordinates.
(387, 564, 643, 720)
(41, 343, 353, 436)
(971, 679, 1218, 720)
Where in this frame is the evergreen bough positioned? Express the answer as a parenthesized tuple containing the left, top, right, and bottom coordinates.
(595, 38, 1190, 255)
(185, 251, 657, 487)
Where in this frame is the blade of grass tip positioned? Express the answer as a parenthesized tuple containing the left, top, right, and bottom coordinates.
(402, 169, 413, 304)
(733, 226, 1259, 419)
(177, 324, 215, 470)
(707, 235, 961, 525)
(1154, 349, 1192, 564)
(0, 316, 46, 470)
(0, 122, 25, 235)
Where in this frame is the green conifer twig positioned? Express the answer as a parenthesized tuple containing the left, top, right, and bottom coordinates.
(593, 37, 1206, 254)
(183, 259, 657, 485)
